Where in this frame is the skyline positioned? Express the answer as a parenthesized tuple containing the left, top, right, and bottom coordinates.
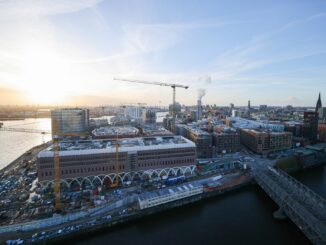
(0, 0, 326, 106)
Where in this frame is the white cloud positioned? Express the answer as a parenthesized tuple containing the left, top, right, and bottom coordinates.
(0, 0, 103, 21)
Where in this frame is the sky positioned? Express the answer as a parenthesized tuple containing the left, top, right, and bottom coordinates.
(0, 0, 325, 107)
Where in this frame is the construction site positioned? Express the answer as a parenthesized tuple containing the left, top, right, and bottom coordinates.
(0, 78, 251, 244)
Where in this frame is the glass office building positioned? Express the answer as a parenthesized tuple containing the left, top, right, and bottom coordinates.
(51, 108, 89, 136)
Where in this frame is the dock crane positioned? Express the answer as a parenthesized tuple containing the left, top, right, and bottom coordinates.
(113, 78, 189, 120)
(52, 119, 88, 211)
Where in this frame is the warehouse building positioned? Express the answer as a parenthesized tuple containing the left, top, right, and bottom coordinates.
(240, 129, 292, 154)
(37, 136, 197, 185)
(176, 124, 212, 158)
(212, 126, 241, 154)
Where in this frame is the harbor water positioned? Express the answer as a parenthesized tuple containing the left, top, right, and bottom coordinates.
(0, 118, 51, 170)
(70, 167, 326, 245)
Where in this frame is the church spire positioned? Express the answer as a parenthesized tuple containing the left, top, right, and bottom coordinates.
(316, 92, 322, 113)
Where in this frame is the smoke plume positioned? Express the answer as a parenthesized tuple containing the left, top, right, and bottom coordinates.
(198, 89, 206, 100)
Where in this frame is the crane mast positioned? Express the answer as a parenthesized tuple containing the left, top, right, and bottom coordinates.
(52, 119, 87, 212)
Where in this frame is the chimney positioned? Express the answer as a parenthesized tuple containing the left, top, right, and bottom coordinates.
(197, 99, 202, 121)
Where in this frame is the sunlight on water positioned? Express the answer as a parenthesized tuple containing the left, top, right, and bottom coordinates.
(0, 118, 51, 169)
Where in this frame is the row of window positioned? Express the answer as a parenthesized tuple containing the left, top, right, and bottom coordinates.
(138, 149, 194, 156)
(138, 153, 195, 160)
(138, 158, 193, 167)
(40, 164, 126, 177)
(39, 160, 127, 169)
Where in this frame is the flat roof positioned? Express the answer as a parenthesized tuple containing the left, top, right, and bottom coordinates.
(142, 125, 173, 136)
(241, 128, 291, 136)
(38, 136, 196, 158)
(138, 182, 202, 201)
(92, 126, 139, 136)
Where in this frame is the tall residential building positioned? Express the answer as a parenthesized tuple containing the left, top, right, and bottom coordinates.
(302, 93, 322, 144)
(303, 111, 318, 144)
(51, 108, 89, 136)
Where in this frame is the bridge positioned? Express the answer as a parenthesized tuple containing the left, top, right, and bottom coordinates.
(254, 167, 326, 244)
(0, 127, 50, 135)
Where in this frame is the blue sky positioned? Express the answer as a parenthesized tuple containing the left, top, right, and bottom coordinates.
(0, 0, 325, 106)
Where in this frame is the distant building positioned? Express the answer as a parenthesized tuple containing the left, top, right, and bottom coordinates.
(284, 122, 303, 137)
(142, 109, 156, 124)
(231, 110, 241, 117)
(89, 118, 108, 128)
(247, 100, 251, 118)
(318, 107, 326, 122)
(92, 126, 139, 139)
(229, 103, 234, 116)
(124, 106, 143, 119)
(318, 124, 326, 142)
(240, 129, 292, 154)
(141, 124, 173, 137)
(303, 112, 318, 144)
(163, 117, 176, 133)
(169, 102, 182, 117)
(302, 93, 321, 144)
(51, 108, 89, 136)
(259, 105, 267, 111)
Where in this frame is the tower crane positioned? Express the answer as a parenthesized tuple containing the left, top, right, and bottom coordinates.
(52, 119, 88, 212)
(113, 78, 189, 120)
(110, 131, 120, 188)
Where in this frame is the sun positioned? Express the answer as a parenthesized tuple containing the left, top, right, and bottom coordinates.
(19, 43, 70, 105)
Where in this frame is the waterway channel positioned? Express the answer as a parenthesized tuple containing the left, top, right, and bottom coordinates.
(69, 168, 326, 245)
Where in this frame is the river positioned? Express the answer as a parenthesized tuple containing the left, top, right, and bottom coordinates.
(69, 167, 326, 245)
(0, 118, 52, 170)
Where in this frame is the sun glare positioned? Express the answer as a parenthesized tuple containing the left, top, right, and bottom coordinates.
(19, 43, 70, 105)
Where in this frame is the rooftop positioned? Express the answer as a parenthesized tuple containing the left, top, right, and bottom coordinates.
(228, 117, 284, 132)
(138, 182, 202, 201)
(92, 126, 139, 137)
(142, 125, 173, 136)
(38, 136, 195, 158)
